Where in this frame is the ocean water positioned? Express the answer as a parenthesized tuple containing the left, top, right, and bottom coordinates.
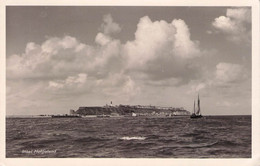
(6, 116, 251, 158)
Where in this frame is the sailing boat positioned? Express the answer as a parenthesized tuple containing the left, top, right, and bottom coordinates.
(190, 94, 203, 119)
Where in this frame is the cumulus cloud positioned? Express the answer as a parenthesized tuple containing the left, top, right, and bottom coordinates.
(122, 77, 141, 99)
(7, 36, 81, 79)
(48, 73, 87, 89)
(190, 82, 207, 93)
(123, 16, 202, 84)
(172, 19, 200, 58)
(124, 16, 200, 68)
(101, 14, 121, 35)
(95, 33, 112, 46)
(7, 35, 122, 80)
(227, 8, 251, 23)
(95, 73, 141, 101)
(212, 7, 251, 43)
(213, 16, 237, 33)
(48, 81, 64, 89)
(7, 15, 204, 86)
(189, 62, 248, 94)
(215, 62, 246, 85)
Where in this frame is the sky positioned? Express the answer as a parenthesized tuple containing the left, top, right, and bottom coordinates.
(6, 6, 252, 115)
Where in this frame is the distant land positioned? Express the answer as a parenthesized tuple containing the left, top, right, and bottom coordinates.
(71, 104, 190, 117)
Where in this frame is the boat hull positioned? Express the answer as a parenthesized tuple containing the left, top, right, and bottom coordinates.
(190, 114, 203, 119)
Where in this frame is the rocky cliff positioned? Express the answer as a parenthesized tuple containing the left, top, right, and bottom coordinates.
(74, 105, 190, 116)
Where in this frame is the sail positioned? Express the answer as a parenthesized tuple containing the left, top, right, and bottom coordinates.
(193, 100, 196, 114)
(196, 94, 200, 115)
(190, 93, 203, 118)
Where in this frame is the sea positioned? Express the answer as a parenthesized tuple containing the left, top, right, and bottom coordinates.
(6, 115, 251, 158)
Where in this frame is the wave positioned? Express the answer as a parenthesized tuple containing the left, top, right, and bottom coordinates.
(21, 138, 66, 145)
(216, 140, 241, 147)
(74, 137, 110, 143)
(165, 141, 219, 149)
(146, 134, 160, 140)
(181, 133, 200, 137)
(184, 141, 218, 148)
(119, 136, 146, 140)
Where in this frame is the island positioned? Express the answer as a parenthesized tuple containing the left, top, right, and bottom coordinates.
(71, 104, 190, 117)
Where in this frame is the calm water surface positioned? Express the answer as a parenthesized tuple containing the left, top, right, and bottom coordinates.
(6, 116, 251, 158)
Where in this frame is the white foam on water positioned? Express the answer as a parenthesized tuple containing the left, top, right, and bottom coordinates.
(120, 136, 146, 140)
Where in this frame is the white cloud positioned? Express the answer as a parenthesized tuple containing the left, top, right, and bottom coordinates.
(7, 15, 204, 87)
(124, 16, 201, 68)
(25, 42, 38, 54)
(48, 81, 64, 89)
(191, 83, 207, 93)
(215, 62, 245, 84)
(94, 73, 141, 101)
(7, 34, 122, 80)
(212, 16, 237, 33)
(189, 62, 248, 94)
(206, 30, 213, 34)
(124, 16, 174, 68)
(65, 73, 87, 85)
(6, 15, 127, 111)
(95, 33, 111, 46)
(101, 14, 121, 35)
(41, 36, 78, 54)
(122, 76, 141, 99)
(123, 16, 202, 84)
(172, 19, 200, 58)
(212, 7, 251, 43)
(227, 8, 251, 23)
(48, 73, 87, 89)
